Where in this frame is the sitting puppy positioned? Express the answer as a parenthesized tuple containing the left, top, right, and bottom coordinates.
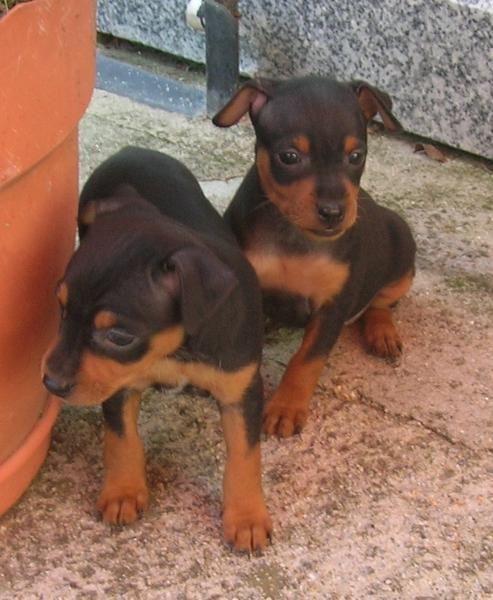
(213, 76, 416, 437)
(42, 147, 272, 553)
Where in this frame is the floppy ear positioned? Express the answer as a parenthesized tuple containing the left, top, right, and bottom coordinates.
(351, 81, 403, 132)
(168, 246, 238, 336)
(78, 198, 129, 239)
(212, 78, 278, 127)
(78, 187, 143, 238)
(78, 198, 125, 227)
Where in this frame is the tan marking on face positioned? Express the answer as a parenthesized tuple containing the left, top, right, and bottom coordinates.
(94, 310, 118, 330)
(257, 148, 360, 237)
(256, 148, 320, 231)
(344, 135, 361, 155)
(57, 282, 68, 306)
(66, 325, 186, 405)
(245, 251, 349, 309)
(60, 321, 258, 407)
(292, 135, 311, 154)
(340, 176, 359, 232)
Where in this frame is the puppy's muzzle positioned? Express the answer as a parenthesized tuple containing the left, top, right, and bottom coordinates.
(43, 374, 74, 399)
(317, 199, 345, 229)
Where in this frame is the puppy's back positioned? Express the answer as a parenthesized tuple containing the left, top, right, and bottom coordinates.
(80, 146, 233, 244)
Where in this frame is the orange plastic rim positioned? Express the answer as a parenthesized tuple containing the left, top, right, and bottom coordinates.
(0, 396, 61, 516)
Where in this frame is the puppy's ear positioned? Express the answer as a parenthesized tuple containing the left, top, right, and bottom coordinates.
(78, 198, 128, 239)
(351, 81, 403, 132)
(167, 246, 238, 336)
(78, 187, 142, 238)
(212, 78, 278, 127)
(78, 198, 124, 227)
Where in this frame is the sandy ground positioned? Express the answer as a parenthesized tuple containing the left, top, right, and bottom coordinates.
(0, 88, 491, 599)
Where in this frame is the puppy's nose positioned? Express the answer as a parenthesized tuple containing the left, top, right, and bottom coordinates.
(43, 374, 74, 398)
(317, 201, 345, 227)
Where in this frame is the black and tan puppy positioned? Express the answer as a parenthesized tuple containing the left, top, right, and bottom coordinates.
(42, 147, 272, 552)
(213, 76, 416, 437)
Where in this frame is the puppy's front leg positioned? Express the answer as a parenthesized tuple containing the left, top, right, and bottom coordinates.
(264, 306, 345, 437)
(217, 367, 272, 553)
(98, 389, 149, 524)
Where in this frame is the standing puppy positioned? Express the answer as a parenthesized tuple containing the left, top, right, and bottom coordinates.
(42, 147, 272, 552)
(213, 76, 416, 437)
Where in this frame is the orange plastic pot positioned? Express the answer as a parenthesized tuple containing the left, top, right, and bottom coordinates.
(0, 0, 95, 514)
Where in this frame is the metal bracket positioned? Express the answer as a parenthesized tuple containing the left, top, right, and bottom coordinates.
(204, 0, 239, 116)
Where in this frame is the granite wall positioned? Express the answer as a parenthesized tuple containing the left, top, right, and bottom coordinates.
(97, 0, 493, 159)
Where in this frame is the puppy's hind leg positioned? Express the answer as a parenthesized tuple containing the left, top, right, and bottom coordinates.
(360, 270, 414, 359)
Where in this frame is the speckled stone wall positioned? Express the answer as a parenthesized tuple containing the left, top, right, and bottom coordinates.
(97, 0, 493, 158)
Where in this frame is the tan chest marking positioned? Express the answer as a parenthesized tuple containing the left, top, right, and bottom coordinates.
(152, 360, 257, 405)
(67, 323, 257, 407)
(245, 251, 349, 309)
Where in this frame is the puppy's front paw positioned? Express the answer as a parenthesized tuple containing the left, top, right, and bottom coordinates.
(224, 504, 273, 553)
(263, 390, 308, 437)
(97, 482, 149, 525)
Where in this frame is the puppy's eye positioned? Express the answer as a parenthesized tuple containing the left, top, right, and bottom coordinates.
(161, 260, 175, 273)
(91, 326, 140, 354)
(348, 150, 365, 166)
(104, 328, 136, 347)
(278, 150, 301, 165)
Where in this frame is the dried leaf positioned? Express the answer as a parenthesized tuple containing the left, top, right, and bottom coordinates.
(414, 143, 447, 163)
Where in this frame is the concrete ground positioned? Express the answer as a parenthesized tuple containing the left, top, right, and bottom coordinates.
(1, 77, 492, 598)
